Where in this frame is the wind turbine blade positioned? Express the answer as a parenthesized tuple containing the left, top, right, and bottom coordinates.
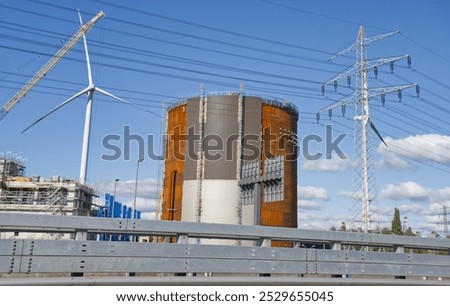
(369, 120, 387, 147)
(95, 87, 159, 116)
(21, 87, 90, 133)
(78, 10, 93, 86)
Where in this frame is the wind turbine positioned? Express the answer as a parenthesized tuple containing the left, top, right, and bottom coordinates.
(22, 11, 156, 185)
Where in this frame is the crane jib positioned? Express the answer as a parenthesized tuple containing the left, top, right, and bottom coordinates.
(0, 11, 105, 121)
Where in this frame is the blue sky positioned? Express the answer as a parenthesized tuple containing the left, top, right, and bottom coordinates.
(1, 0, 449, 235)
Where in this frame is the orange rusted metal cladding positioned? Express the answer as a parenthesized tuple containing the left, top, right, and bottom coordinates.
(261, 103, 298, 229)
(160, 103, 186, 222)
(160, 93, 298, 232)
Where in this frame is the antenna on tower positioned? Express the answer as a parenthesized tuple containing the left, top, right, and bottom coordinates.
(318, 26, 419, 233)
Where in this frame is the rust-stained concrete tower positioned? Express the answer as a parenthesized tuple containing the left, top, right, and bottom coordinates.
(159, 90, 298, 234)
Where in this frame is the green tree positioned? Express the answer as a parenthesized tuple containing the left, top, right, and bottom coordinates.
(381, 227, 392, 235)
(391, 207, 403, 235)
(404, 227, 415, 237)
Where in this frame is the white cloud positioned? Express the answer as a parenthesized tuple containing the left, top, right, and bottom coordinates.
(435, 187, 450, 202)
(378, 134, 450, 165)
(95, 178, 159, 198)
(429, 203, 446, 215)
(378, 153, 409, 170)
(94, 178, 159, 218)
(298, 186, 328, 200)
(419, 212, 445, 236)
(338, 191, 357, 199)
(141, 212, 156, 220)
(297, 186, 329, 211)
(300, 181, 450, 236)
(377, 181, 450, 235)
(381, 181, 430, 202)
(397, 204, 425, 215)
(123, 197, 157, 213)
(298, 200, 322, 210)
(381, 182, 450, 204)
(301, 158, 352, 172)
(297, 212, 348, 230)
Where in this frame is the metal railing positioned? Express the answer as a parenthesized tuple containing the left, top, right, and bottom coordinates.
(166, 91, 299, 117)
(0, 213, 449, 285)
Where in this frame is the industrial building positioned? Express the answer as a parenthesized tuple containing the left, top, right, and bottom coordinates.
(159, 91, 299, 239)
(0, 153, 96, 239)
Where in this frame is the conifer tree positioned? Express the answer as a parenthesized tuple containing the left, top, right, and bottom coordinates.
(391, 207, 403, 235)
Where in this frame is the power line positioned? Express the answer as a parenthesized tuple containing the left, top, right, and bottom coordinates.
(383, 104, 450, 135)
(327, 115, 450, 174)
(391, 72, 450, 108)
(5, 2, 345, 68)
(400, 33, 450, 65)
(371, 72, 450, 133)
(258, 0, 450, 64)
(0, 71, 177, 100)
(1, 18, 345, 78)
(0, 70, 329, 107)
(259, 0, 390, 32)
(0, 44, 324, 94)
(87, 0, 338, 57)
(403, 66, 450, 92)
(0, 33, 328, 87)
(4, 34, 442, 137)
(0, 10, 352, 84)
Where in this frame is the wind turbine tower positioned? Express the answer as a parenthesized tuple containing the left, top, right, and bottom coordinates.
(318, 26, 419, 233)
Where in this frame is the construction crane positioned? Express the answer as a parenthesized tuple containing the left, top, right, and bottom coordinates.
(0, 11, 106, 121)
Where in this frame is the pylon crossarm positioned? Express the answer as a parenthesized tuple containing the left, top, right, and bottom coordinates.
(366, 55, 410, 71)
(323, 67, 355, 86)
(328, 41, 357, 61)
(368, 83, 417, 100)
(318, 96, 353, 114)
(328, 30, 400, 62)
(364, 30, 400, 46)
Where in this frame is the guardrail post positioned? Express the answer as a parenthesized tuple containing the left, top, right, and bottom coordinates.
(331, 242, 342, 250)
(74, 231, 88, 241)
(259, 238, 271, 247)
(394, 245, 404, 253)
(177, 234, 188, 244)
(258, 238, 272, 277)
(393, 245, 406, 279)
(72, 230, 88, 277)
(329, 242, 345, 279)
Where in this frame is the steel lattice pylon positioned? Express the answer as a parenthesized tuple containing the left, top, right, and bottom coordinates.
(318, 26, 419, 233)
(351, 26, 378, 232)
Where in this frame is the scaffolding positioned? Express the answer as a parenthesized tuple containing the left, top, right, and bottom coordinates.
(0, 154, 95, 217)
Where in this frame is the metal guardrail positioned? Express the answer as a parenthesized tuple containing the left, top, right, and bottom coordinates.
(1, 213, 449, 250)
(0, 213, 449, 285)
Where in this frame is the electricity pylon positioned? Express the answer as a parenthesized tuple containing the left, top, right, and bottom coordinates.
(438, 205, 449, 238)
(318, 26, 419, 233)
